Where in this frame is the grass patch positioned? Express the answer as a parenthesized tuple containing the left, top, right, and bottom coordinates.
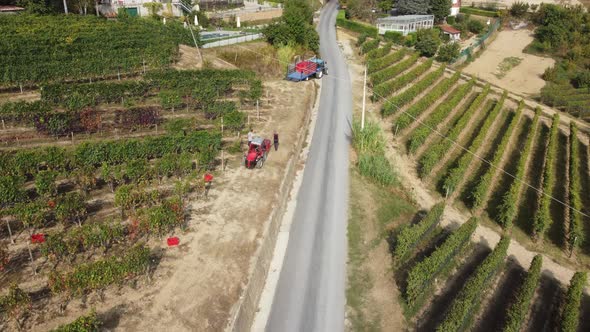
(494, 57, 523, 79)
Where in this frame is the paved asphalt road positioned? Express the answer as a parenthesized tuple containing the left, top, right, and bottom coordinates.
(265, 1, 352, 331)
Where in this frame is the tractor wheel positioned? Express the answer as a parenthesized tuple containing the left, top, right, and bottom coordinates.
(305, 76, 309, 81)
(316, 71, 323, 79)
(256, 158, 264, 168)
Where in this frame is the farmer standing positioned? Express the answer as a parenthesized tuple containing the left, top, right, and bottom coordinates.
(273, 131, 279, 151)
(247, 128, 253, 146)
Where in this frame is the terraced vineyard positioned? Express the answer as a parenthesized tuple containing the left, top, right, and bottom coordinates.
(356, 39, 590, 330)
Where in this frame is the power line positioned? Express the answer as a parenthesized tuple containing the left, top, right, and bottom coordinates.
(220, 35, 590, 220)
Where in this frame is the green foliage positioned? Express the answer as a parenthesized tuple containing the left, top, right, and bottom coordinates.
(406, 80, 475, 154)
(352, 120, 385, 154)
(35, 170, 58, 197)
(467, 19, 485, 34)
(568, 123, 582, 249)
(263, 0, 319, 52)
(140, 199, 184, 235)
(472, 104, 530, 209)
(360, 39, 380, 55)
(382, 65, 446, 116)
(41, 81, 152, 109)
(48, 245, 151, 295)
(532, 114, 560, 239)
(336, 11, 379, 38)
(143, 2, 163, 16)
(430, 0, 452, 22)
(436, 42, 461, 63)
(419, 85, 490, 177)
(12, 200, 49, 230)
(406, 217, 478, 311)
(55, 192, 87, 227)
(357, 154, 398, 186)
(394, 71, 461, 131)
(572, 71, 590, 89)
(503, 255, 542, 332)
(0, 176, 25, 207)
(370, 53, 420, 86)
(51, 311, 101, 332)
(393, 203, 445, 262)
(459, 7, 500, 17)
(159, 90, 183, 111)
(442, 92, 506, 195)
(0, 15, 192, 86)
(383, 31, 405, 45)
(367, 48, 408, 74)
(559, 271, 587, 332)
(509, 1, 529, 17)
(373, 58, 433, 100)
(437, 236, 510, 332)
(397, 0, 430, 15)
(366, 43, 393, 60)
(415, 29, 441, 57)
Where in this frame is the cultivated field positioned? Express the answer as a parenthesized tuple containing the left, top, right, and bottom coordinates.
(0, 14, 316, 331)
(463, 29, 555, 96)
(343, 31, 590, 331)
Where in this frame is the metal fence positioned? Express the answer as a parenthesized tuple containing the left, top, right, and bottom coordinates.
(201, 33, 263, 48)
(452, 18, 502, 64)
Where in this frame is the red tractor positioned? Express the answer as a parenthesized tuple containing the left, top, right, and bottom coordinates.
(244, 137, 272, 169)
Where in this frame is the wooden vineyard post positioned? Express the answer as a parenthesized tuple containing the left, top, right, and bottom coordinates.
(5, 219, 14, 244)
(118, 67, 121, 81)
(2, 119, 5, 130)
(26, 240, 37, 276)
(221, 149, 225, 173)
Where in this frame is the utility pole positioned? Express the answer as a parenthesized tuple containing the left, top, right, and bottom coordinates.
(63, 0, 69, 14)
(361, 66, 367, 130)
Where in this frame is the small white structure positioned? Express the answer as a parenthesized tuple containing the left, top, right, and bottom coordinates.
(440, 25, 461, 41)
(98, 0, 192, 18)
(376, 15, 434, 36)
(450, 0, 461, 16)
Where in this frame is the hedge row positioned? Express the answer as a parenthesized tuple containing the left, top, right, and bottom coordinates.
(366, 48, 408, 74)
(0, 131, 220, 178)
(370, 53, 420, 86)
(41, 81, 152, 109)
(568, 123, 583, 250)
(533, 114, 560, 239)
(0, 100, 51, 124)
(382, 65, 446, 116)
(406, 80, 475, 154)
(470, 104, 527, 209)
(442, 91, 507, 195)
(459, 7, 500, 17)
(360, 39, 380, 55)
(405, 217, 478, 312)
(418, 85, 491, 178)
(48, 244, 151, 295)
(393, 203, 445, 263)
(437, 236, 510, 332)
(502, 254, 542, 332)
(493, 107, 540, 226)
(365, 42, 393, 60)
(394, 71, 461, 132)
(373, 59, 433, 101)
(336, 14, 379, 37)
(559, 271, 588, 332)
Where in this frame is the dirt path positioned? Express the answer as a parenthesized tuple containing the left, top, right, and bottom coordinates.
(337, 31, 590, 299)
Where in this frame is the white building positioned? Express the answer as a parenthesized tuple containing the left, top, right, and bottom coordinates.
(98, 0, 192, 17)
(451, 0, 461, 16)
(376, 15, 434, 36)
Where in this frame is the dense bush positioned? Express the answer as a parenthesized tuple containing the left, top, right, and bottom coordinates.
(503, 255, 542, 332)
(415, 29, 441, 57)
(263, 0, 319, 52)
(393, 203, 445, 262)
(533, 114, 560, 239)
(436, 42, 461, 63)
(559, 271, 587, 332)
(467, 19, 485, 34)
(510, 1, 529, 17)
(437, 236, 510, 332)
(336, 10, 379, 37)
(383, 31, 405, 45)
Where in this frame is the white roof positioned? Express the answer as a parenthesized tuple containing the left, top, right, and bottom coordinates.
(377, 15, 434, 24)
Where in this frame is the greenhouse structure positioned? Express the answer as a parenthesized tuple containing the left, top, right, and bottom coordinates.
(376, 15, 435, 36)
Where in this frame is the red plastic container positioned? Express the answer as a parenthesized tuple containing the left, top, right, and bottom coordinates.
(31, 233, 45, 244)
(204, 173, 213, 183)
(167, 237, 180, 247)
(295, 61, 317, 75)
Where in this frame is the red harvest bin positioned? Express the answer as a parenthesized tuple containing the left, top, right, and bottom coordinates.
(295, 61, 317, 75)
(204, 173, 213, 183)
(31, 233, 45, 244)
(167, 237, 180, 247)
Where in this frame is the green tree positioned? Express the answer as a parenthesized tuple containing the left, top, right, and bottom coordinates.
(378, 0, 393, 13)
(262, 0, 319, 52)
(430, 0, 451, 22)
(510, 1, 529, 17)
(467, 19, 485, 34)
(415, 28, 441, 57)
(436, 42, 460, 62)
(396, 0, 430, 15)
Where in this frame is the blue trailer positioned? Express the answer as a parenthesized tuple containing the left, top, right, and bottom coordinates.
(286, 57, 328, 82)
